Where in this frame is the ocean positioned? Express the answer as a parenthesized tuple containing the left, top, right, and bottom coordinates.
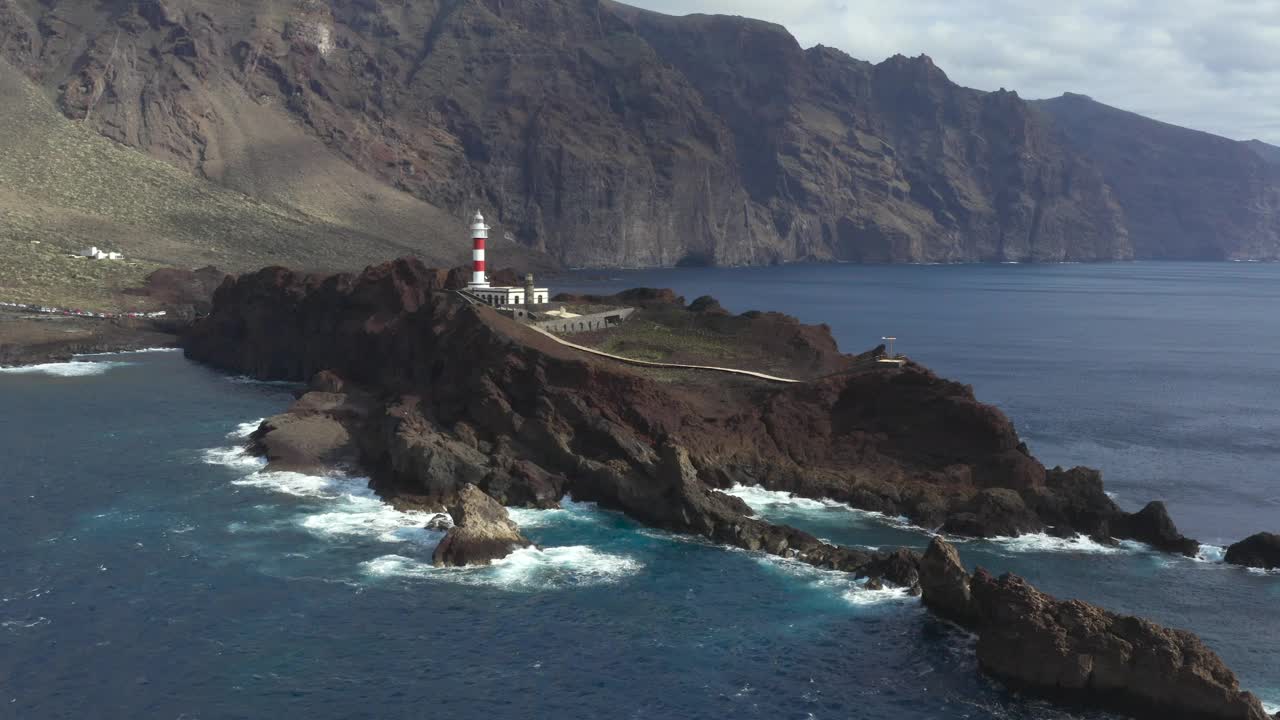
(1, 262, 1276, 719)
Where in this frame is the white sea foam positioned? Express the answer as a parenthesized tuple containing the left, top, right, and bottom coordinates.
(300, 493, 439, 544)
(1195, 544, 1226, 563)
(723, 484, 921, 531)
(2, 617, 50, 631)
(722, 484, 842, 512)
(231, 470, 363, 499)
(753, 555, 917, 608)
(228, 419, 264, 440)
(211, 422, 644, 589)
(362, 545, 643, 590)
(1263, 701, 1278, 716)
(0, 360, 130, 377)
(75, 347, 181, 357)
(506, 497, 602, 528)
(982, 533, 1134, 555)
(200, 446, 267, 471)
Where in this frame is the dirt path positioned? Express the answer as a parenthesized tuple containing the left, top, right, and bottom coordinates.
(526, 324, 801, 384)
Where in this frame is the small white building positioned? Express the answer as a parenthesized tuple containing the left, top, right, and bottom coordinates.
(80, 246, 124, 260)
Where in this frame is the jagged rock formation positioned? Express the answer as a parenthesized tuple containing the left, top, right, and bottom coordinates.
(184, 257, 1203, 563)
(1225, 533, 1280, 570)
(919, 538, 1274, 720)
(1037, 94, 1280, 260)
(1, 0, 1136, 266)
(431, 483, 530, 567)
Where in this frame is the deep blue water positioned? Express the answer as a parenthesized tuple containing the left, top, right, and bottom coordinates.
(1, 263, 1277, 719)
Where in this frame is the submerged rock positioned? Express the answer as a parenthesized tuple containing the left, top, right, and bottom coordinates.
(431, 485, 530, 568)
(1225, 532, 1280, 570)
(918, 538, 1271, 720)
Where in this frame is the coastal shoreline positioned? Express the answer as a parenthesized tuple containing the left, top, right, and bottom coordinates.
(0, 312, 179, 368)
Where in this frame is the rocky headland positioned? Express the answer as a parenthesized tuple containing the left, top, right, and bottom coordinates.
(919, 538, 1275, 720)
(182, 256, 1274, 719)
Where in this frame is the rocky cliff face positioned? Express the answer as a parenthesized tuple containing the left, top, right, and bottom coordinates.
(3, 0, 1137, 266)
(1038, 94, 1280, 260)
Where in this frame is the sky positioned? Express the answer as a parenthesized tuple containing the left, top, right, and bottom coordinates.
(626, 0, 1280, 145)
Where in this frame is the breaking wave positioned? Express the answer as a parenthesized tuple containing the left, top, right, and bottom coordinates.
(0, 360, 130, 377)
(205, 419, 647, 591)
(362, 546, 643, 590)
(231, 470, 367, 500)
(722, 484, 924, 535)
(753, 555, 917, 609)
(299, 493, 439, 545)
(228, 419, 263, 440)
(1195, 544, 1226, 563)
(981, 533, 1136, 555)
(200, 446, 267, 471)
(506, 497, 603, 528)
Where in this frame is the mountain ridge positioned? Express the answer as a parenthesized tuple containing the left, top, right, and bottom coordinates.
(0, 0, 1276, 270)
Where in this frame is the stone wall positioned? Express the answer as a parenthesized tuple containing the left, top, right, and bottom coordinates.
(535, 308, 635, 334)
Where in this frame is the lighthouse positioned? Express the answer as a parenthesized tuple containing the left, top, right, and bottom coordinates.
(468, 210, 489, 289)
(463, 211, 549, 307)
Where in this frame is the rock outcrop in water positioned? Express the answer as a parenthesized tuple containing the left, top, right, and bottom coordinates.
(919, 538, 1273, 720)
(1225, 533, 1280, 570)
(432, 484, 531, 567)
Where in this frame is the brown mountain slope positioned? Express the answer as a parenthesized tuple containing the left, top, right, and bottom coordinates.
(1, 0, 1136, 267)
(1037, 93, 1280, 260)
(0, 53, 483, 309)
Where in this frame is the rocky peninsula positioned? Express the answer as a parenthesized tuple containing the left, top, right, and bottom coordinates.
(184, 257, 1275, 720)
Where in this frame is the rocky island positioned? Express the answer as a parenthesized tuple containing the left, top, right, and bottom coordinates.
(183, 256, 1275, 720)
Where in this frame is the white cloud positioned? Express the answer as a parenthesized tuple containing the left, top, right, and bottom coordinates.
(625, 0, 1280, 144)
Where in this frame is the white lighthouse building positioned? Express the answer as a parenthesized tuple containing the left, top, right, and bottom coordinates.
(464, 211, 549, 307)
(468, 211, 489, 289)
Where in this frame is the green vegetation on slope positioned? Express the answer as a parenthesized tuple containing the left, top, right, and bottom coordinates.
(0, 59, 459, 310)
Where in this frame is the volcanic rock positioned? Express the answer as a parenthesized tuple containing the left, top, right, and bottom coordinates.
(918, 538, 1272, 720)
(918, 537, 975, 625)
(941, 488, 1045, 538)
(1112, 501, 1200, 557)
(431, 484, 531, 568)
(183, 257, 1203, 566)
(1225, 532, 1280, 570)
(425, 513, 453, 532)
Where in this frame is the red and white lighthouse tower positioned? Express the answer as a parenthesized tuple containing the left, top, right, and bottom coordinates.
(468, 211, 489, 288)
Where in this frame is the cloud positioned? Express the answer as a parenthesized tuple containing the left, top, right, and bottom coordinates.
(625, 0, 1280, 144)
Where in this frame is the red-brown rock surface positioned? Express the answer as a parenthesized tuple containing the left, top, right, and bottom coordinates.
(919, 538, 1273, 720)
(184, 257, 1197, 558)
(432, 484, 531, 567)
